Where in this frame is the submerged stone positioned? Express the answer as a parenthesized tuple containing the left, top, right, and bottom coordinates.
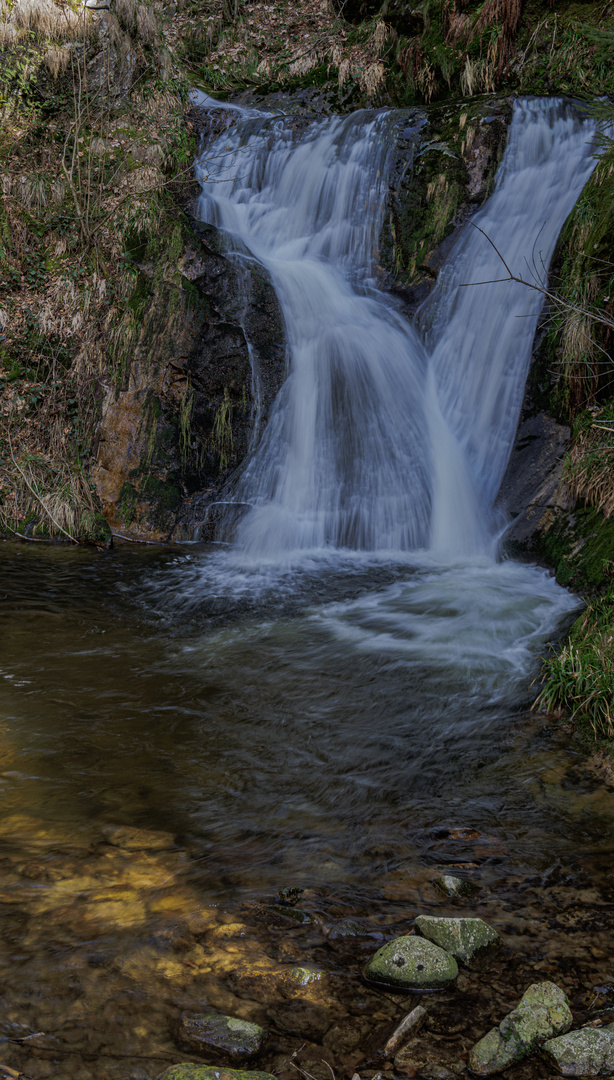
(469, 982, 573, 1075)
(327, 918, 381, 942)
(157, 1069, 276, 1080)
(414, 915, 500, 966)
(541, 1026, 614, 1076)
(228, 961, 334, 1008)
(433, 874, 479, 898)
(101, 824, 176, 850)
(175, 1013, 267, 1060)
(364, 934, 458, 990)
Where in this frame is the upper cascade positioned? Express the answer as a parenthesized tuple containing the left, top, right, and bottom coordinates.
(194, 98, 597, 560)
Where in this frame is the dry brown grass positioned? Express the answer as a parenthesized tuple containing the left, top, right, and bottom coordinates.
(43, 43, 71, 76)
(0, 20, 18, 43)
(136, 2, 157, 44)
(116, 0, 136, 31)
(10, 0, 87, 40)
(3, 172, 67, 212)
(568, 416, 614, 519)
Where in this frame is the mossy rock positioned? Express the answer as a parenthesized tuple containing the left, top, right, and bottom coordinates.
(364, 934, 458, 990)
(175, 1013, 267, 1060)
(541, 1025, 614, 1076)
(157, 1068, 277, 1080)
(414, 915, 500, 966)
(469, 982, 572, 1075)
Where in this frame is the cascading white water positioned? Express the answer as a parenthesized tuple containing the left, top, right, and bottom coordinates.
(194, 98, 596, 561)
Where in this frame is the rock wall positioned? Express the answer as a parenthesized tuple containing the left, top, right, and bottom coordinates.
(94, 218, 286, 542)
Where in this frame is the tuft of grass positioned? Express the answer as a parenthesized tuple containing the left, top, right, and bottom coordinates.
(535, 591, 614, 742)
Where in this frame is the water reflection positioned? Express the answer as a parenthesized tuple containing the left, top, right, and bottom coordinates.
(0, 541, 605, 897)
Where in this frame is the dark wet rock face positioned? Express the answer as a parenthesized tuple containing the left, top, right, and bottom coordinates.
(379, 100, 511, 312)
(499, 411, 571, 547)
(93, 217, 286, 542)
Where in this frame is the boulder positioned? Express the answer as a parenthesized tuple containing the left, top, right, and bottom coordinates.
(469, 982, 573, 1075)
(157, 1069, 276, 1080)
(433, 875, 479, 898)
(541, 1025, 614, 1076)
(175, 1013, 267, 1060)
(414, 916, 500, 966)
(364, 934, 458, 990)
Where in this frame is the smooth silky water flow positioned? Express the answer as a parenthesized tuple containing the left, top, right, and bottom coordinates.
(1, 97, 614, 1079)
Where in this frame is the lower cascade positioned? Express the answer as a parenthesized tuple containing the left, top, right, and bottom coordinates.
(194, 97, 597, 560)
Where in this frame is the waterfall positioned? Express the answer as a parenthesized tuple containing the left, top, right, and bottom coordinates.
(194, 98, 596, 561)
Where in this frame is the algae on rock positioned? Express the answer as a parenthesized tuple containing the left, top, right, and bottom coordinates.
(469, 982, 573, 1076)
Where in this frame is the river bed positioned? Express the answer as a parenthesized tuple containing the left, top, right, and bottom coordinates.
(1, 541, 613, 1080)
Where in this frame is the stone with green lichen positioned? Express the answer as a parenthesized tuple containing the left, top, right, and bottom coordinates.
(433, 874, 479, 898)
(414, 915, 500, 966)
(469, 982, 573, 1075)
(175, 1012, 267, 1059)
(541, 1025, 614, 1076)
(364, 934, 458, 990)
(156, 1068, 277, 1080)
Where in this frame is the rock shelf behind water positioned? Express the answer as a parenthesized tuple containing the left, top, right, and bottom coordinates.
(541, 1024, 614, 1076)
(469, 981, 573, 1075)
(414, 915, 500, 966)
(364, 934, 458, 990)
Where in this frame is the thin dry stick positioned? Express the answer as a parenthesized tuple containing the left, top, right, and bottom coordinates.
(461, 221, 614, 334)
(7, 434, 79, 543)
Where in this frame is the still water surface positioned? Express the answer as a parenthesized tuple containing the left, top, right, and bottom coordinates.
(2, 541, 611, 889)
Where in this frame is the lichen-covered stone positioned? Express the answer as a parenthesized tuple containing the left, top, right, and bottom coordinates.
(433, 875, 479, 898)
(541, 1027, 614, 1076)
(175, 1012, 267, 1060)
(364, 934, 458, 990)
(157, 1068, 276, 1080)
(469, 982, 573, 1075)
(414, 915, 500, 966)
